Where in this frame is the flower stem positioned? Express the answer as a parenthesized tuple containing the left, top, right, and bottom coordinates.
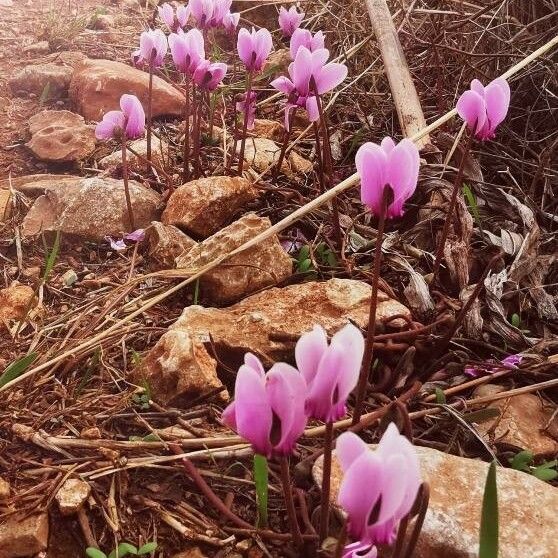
(319, 420, 333, 544)
(352, 187, 390, 426)
(147, 61, 154, 164)
(237, 70, 254, 176)
(432, 129, 474, 283)
(182, 76, 191, 183)
(121, 136, 135, 231)
(192, 83, 200, 178)
(279, 456, 303, 549)
(273, 108, 297, 180)
(208, 91, 217, 145)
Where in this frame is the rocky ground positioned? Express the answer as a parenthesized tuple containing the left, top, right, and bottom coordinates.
(0, 0, 557, 557)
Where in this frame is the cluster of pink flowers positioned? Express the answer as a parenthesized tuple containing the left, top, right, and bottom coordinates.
(221, 323, 422, 552)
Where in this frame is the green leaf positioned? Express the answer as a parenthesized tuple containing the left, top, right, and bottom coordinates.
(435, 387, 446, 404)
(193, 278, 200, 305)
(479, 461, 499, 558)
(108, 543, 138, 558)
(0, 353, 37, 388)
(509, 450, 533, 472)
(130, 349, 141, 367)
(137, 542, 157, 555)
(253, 453, 269, 528)
(298, 259, 312, 273)
(462, 183, 485, 237)
(532, 466, 558, 482)
(86, 549, 107, 558)
(297, 245, 310, 263)
(510, 313, 521, 328)
(43, 229, 61, 282)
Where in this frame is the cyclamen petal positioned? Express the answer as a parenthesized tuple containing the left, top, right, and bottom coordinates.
(95, 110, 125, 140)
(193, 60, 227, 90)
(342, 542, 378, 558)
(336, 431, 369, 472)
(289, 28, 324, 58)
(137, 29, 168, 67)
(120, 94, 145, 139)
(237, 27, 272, 72)
(314, 61, 347, 95)
(295, 325, 328, 385)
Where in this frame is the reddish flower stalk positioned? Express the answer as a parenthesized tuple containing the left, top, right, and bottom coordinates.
(146, 60, 154, 163)
(182, 76, 191, 182)
(352, 187, 389, 425)
(273, 107, 298, 180)
(279, 457, 303, 549)
(237, 70, 254, 175)
(431, 128, 474, 283)
(319, 420, 334, 543)
(121, 136, 135, 231)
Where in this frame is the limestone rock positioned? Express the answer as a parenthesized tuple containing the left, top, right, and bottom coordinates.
(133, 329, 226, 407)
(147, 222, 197, 269)
(91, 14, 115, 30)
(473, 384, 558, 456)
(70, 59, 185, 121)
(9, 64, 73, 98)
(0, 174, 83, 198)
(252, 119, 284, 141)
(27, 110, 96, 162)
(176, 213, 292, 303)
(240, 137, 312, 177)
(162, 176, 259, 238)
(0, 283, 35, 324)
(55, 478, 91, 515)
(22, 177, 161, 241)
(313, 445, 558, 558)
(0, 513, 49, 558)
(264, 48, 291, 78)
(23, 41, 50, 55)
(169, 278, 411, 367)
(98, 136, 167, 172)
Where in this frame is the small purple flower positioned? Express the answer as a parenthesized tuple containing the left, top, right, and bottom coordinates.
(464, 353, 523, 377)
(236, 91, 257, 130)
(295, 324, 364, 423)
(221, 354, 308, 458)
(271, 46, 347, 130)
(278, 6, 304, 37)
(289, 28, 324, 58)
(158, 2, 190, 32)
(456, 78, 510, 141)
(133, 28, 168, 67)
(337, 425, 421, 546)
(95, 94, 146, 141)
(209, 0, 239, 29)
(105, 236, 127, 251)
(237, 27, 273, 72)
(355, 137, 420, 218)
(222, 11, 240, 33)
(168, 28, 205, 76)
(124, 228, 146, 242)
(193, 59, 228, 91)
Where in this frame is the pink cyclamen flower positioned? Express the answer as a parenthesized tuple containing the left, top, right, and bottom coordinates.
(456, 78, 510, 141)
(237, 27, 273, 72)
(279, 6, 305, 37)
(168, 28, 205, 75)
(289, 28, 324, 58)
(95, 94, 145, 140)
(337, 425, 421, 545)
(133, 28, 168, 67)
(221, 354, 308, 458)
(209, 0, 237, 28)
(295, 324, 364, 423)
(190, 0, 214, 29)
(271, 46, 347, 130)
(343, 542, 378, 558)
(193, 59, 227, 91)
(158, 2, 190, 32)
(355, 137, 419, 218)
(236, 91, 257, 130)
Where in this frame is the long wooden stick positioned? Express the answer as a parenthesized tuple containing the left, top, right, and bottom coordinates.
(364, 0, 430, 148)
(1, 35, 556, 394)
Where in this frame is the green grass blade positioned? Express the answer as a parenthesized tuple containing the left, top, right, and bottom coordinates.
(479, 460, 499, 558)
(253, 453, 269, 528)
(42, 229, 61, 282)
(0, 353, 37, 388)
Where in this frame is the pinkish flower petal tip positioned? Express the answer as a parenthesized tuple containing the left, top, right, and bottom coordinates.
(464, 353, 523, 377)
(237, 27, 273, 72)
(159, 2, 190, 32)
(456, 77, 510, 140)
(124, 228, 146, 242)
(105, 236, 127, 251)
(193, 59, 228, 91)
(136, 28, 168, 67)
(95, 94, 145, 141)
(221, 354, 308, 458)
(342, 542, 377, 558)
(355, 137, 419, 219)
(168, 28, 205, 75)
(337, 425, 421, 546)
(279, 6, 305, 37)
(289, 28, 324, 58)
(295, 323, 364, 423)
